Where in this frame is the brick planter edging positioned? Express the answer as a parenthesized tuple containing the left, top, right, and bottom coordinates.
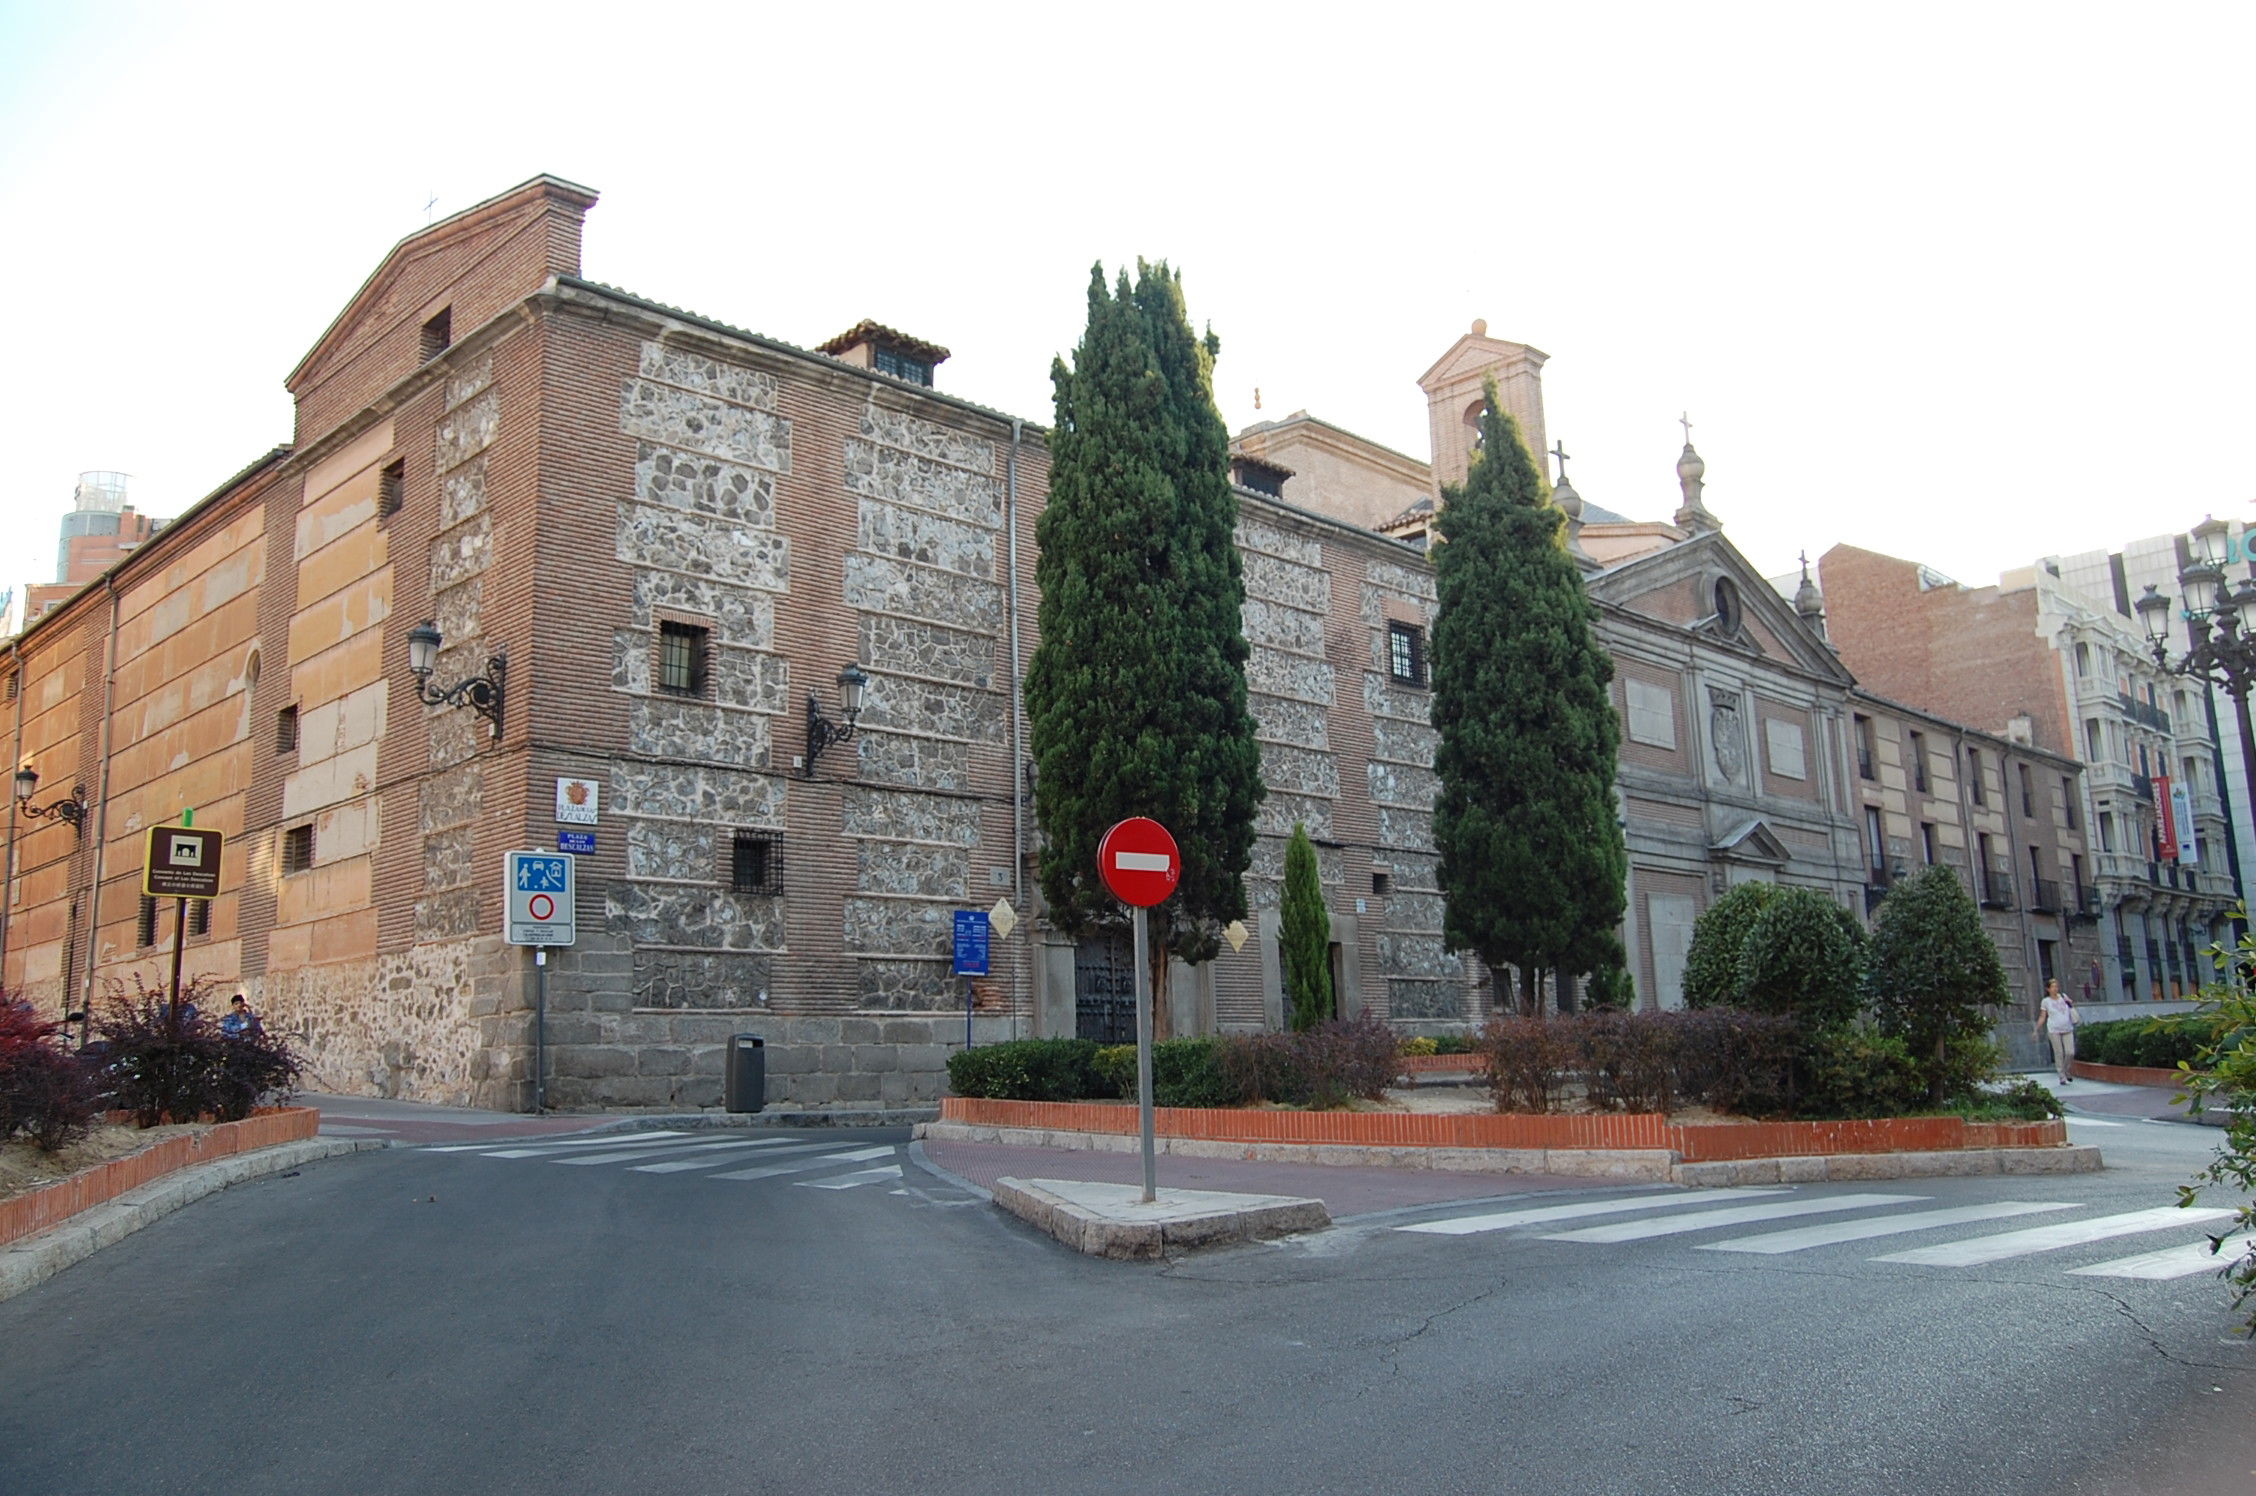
(0, 1107, 320, 1250)
(934, 1097, 2068, 1165)
(2069, 1060, 2197, 1088)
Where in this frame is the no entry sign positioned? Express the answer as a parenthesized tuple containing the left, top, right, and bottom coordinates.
(1097, 818, 1180, 908)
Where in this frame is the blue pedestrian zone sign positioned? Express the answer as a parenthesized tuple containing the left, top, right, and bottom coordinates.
(952, 909, 990, 977)
(506, 851, 576, 946)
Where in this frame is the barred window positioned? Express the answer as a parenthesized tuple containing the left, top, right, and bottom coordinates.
(658, 621, 709, 696)
(281, 824, 315, 875)
(730, 829, 783, 895)
(379, 458, 405, 519)
(188, 899, 211, 937)
(1387, 621, 1426, 688)
(277, 705, 300, 753)
(137, 895, 158, 947)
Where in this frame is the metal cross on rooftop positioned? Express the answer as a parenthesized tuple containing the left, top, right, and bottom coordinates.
(1550, 440, 1571, 481)
(1679, 411, 1694, 444)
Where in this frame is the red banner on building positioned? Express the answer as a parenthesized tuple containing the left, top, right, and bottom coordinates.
(2155, 774, 2179, 860)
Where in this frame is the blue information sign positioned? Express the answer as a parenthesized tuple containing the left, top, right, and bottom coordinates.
(558, 831, 596, 855)
(952, 909, 991, 977)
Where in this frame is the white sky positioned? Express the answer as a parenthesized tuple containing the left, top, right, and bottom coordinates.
(3, 1, 2250, 610)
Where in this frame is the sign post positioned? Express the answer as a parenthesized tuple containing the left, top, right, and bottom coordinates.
(1097, 817, 1181, 1203)
(506, 851, 578, 1113)
(145, 826, 223, 1030)
(952, 910, 990, 1051)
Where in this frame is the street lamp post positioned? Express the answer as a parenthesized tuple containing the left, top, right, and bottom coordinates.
(2134, 516, 2256, 949)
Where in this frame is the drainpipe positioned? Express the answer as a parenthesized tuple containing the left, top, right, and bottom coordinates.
(1005, 418, 1026, 1038)
(76, 577, 121, 1038)
(0, 637, 21, 980)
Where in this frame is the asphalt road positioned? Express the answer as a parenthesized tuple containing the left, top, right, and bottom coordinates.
(1, 1117, 2248, 1496)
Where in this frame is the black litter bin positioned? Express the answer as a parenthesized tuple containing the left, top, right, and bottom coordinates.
(725, 1034, 766, 1114)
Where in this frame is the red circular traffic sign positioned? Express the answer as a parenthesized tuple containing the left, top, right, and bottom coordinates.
(1098, 818, 1180, 908)
(529, 894, 556, 920)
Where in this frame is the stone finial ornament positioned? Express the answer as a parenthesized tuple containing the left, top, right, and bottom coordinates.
(1672, 412, 1718, 532)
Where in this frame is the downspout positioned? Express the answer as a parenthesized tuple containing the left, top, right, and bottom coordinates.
(1006, 418, 1026, 1039)
(0, 637, 21, 981)
(77, 576, 121, 1036)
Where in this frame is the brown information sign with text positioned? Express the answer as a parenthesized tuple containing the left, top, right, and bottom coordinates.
(144, 826, 223, 899)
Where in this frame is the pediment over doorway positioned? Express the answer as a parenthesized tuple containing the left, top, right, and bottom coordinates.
(1710, 818, 1792, 869)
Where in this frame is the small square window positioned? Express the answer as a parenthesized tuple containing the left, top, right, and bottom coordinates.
(281, 824, 315, 875)
(277, 705, 300, 753)
(187, 899, 211, 937)
(1387, 621, 1426, 688)
(730, 829, 783, 895)
(1371, 870, 1392, 897)
(379, 458, 405, 519)
(136, 895, 158, 947)
(3, 672, 16, 703)
(658, 621, 709, 696)
(419, 307, 452, 363)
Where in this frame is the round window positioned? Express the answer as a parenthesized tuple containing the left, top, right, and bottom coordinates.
(1713, 577, 1742, 633)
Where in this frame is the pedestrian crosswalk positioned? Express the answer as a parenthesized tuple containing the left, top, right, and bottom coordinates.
(422, 1131, 911, 1193)
(1396, 1186, 2246, 1283)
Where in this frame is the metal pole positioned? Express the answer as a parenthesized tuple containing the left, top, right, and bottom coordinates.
(964, 973, 974, 1051)
(167, 897, 187, 1031)
(1133, 904, 1155, 1203)
(2232, 685, 2256, 950)
(534, 947, 547, 1113)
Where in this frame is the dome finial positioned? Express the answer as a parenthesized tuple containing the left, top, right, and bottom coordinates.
(1673, 411, 1717, 532)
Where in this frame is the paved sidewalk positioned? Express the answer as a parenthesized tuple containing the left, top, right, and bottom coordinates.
(2014, 1071, 2223, 1125)
(921, 1137, 1624, 1220)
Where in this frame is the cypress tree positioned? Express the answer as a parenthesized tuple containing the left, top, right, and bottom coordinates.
(1026, 262, 1265, 1040)
(1432, 381, 1628, 1014)
(1280, 823, 1333, 1031)
(1868, 865, 2010, 1104)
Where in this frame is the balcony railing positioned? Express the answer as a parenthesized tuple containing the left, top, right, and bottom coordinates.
(2131, 773, 2156, 803)
(2070, 883, 2101, 921)
(2027, 877, 2061, 913)
(1978, 863, 2016, 910)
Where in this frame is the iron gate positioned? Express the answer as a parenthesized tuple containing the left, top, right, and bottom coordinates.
(1074, 930, 1136, 1044)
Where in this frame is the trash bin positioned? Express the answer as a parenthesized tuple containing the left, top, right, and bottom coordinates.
(725, 1034, 766, 1114)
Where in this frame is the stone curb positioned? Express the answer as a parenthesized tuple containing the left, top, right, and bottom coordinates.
(918, 1121, 1678, 1181)
(990, 1177, 1330, 1260)
(1670, 1144, 2106, 1186)
(0, 1138, 385, 1304)
(918, 1121, 2102, 1186)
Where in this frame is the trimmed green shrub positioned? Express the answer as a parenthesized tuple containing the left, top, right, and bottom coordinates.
(1151, 1037, 1244, 1109)
(1735, 886, 1866, 1029)
(2077, 1016, 2224, 1071)
(945, 1038, 1105, 1101)
(1091, 1044, 1137, 1097)
(1988, 1078, 2066, 1120)
(1431, 1033, 1479, 1055)
(1681, 883, 1778, 1009)
(1869, 865, 2009, 1105)
(1797, 1026, 1923, 1119)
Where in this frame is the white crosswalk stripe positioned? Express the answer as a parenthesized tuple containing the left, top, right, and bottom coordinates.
(1876, 1207, 2239, 1267)
(2068, 1234, 2251, 1281)
(1541, 1193, 1927, 1244)
(711, 1146, 897, 1182)
(1397, 1188, 1787, 1236)
(1698, 1201, 2080, 1255)
(799, 1165, 904, 1190)
(419, 1134, 909, 1191)
(631, 1139, 823, 1173)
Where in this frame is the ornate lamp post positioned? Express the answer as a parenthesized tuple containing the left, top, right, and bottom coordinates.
(11, 767, 89, 834)
(404, 620, 506, 738)
(804, 665, 870, 778)
(2134, 515, 2256, 940)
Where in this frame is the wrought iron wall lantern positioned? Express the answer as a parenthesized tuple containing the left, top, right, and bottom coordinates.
(405, 621, 506, 738)
(12, 767, 88, 834)
(804, 665, 870, 778)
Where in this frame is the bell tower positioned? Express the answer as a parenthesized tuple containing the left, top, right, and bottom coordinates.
(1417, 319, 1550, 496)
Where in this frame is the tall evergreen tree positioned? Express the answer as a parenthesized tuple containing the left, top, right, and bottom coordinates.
(1026, 262, 1265, 1040)
(1432, 381, 1628, 1014)
(1280, 823, 1333, 1031)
